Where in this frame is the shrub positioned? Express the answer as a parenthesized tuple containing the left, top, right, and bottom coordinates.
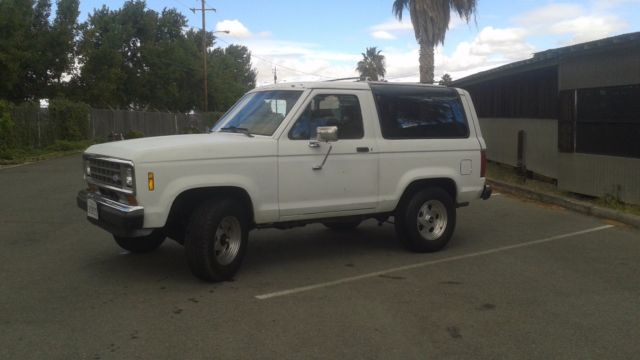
(46, 140, 91, 152)
(49, 98, 90, 141)
(181, 125, 202, 134)
(0, 100, 15, 150)
(125, 130, 144, 139)
(208, 111, 225, 128)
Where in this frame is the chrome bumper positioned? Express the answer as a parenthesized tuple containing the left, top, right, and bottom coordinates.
(77, 190, 151, 237)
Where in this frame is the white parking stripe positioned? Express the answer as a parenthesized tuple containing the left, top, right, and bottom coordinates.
(255, 225, 614, 300)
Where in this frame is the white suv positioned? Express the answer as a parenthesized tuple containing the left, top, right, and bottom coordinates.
(77, 82, 491, 282)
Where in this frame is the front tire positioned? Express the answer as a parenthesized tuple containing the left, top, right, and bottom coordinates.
(113, 229, 166, 253)
(395, 188, 456, 253)
(184, 199, 248, 282)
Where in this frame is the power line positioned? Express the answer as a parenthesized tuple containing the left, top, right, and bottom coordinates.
(169, 0, 192, 11)
(214, 36, 334, 79)
(190, 0, 217, 112)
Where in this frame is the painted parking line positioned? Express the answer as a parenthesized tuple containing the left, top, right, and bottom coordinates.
(255, 225, 614, 300)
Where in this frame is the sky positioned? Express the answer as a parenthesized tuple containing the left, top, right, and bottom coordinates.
(75, 0, 640, 86)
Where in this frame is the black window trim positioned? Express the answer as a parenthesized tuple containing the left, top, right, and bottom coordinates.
(287, 93, 366, 141)
(371, 86, 471, 140)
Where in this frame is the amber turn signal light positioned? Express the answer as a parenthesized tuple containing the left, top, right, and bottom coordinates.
(148, 172, 155, 191)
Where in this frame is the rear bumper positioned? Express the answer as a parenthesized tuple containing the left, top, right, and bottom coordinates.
(481, 185, 493, 200)
(76, 190, 151, 237)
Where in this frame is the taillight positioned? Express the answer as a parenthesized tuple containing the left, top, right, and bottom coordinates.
(480, 150, 487, 177)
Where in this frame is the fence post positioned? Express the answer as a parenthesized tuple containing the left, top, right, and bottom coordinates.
(89, 112, 94, 140)
(174, 114, 178, 134)
(36, 109, 41, 148)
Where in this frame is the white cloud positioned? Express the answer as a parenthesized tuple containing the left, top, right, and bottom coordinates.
(242, 22, 534, 85)
(217, 2, 633, 86)
(372, 31, 396, 40)
(371, 19, 413, 32)
(513, 3, 629, 45)
(369, 13, 470, 41)
(222, 37, 361, 85)
(549, 16, 627, 44)
(215, 19, 252, 38)
(514, 4, 585, 27)
(382, 25, 534, 82)
(469, 27, 533, 59)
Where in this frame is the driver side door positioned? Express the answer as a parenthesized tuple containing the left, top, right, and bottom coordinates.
(277, 90, 379, 219)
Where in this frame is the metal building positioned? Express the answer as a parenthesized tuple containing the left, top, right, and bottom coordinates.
(453, 32, 640, 205)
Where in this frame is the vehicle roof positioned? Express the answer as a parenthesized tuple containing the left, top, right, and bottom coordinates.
(253, 81, 454, 92)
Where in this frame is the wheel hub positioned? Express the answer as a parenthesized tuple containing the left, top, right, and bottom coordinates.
(213, 216, 242, 266)
(417, 200, 448, 241)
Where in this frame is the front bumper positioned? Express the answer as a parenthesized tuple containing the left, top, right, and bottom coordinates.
(77, 190, 150, 237)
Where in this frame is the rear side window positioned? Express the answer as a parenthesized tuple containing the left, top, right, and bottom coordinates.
(371, 85, 469, 139)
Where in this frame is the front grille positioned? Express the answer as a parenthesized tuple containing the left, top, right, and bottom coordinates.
(88, 158, 123, 188)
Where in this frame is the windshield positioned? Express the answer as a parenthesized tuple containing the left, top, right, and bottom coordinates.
(213, 90, 304, 136)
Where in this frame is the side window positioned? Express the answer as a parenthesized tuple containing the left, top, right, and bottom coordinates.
(289, 94, 364, 140)
(372, 85, 470, 139)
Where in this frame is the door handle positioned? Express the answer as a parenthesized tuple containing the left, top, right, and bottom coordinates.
(356, 147, 370, 153)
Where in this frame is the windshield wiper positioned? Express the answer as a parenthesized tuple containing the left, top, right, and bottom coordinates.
(220, 126, 254, 138)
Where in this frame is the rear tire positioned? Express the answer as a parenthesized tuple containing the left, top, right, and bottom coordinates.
(184, 199, 248, 282)
(113, 229, 166, 253)
(395, 188, 456, 253)
(323, 220, 361, 231)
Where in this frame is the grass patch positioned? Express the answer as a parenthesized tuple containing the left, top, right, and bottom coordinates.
(0, 140, 94, 166)
(487, 161, 640, 217)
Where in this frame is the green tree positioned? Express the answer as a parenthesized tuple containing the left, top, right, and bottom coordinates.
(0, 0, 38, 101)
(29, 0, 53, 99)
(0, 0, 79, 101)
(140, 10, 201, 112)
(209, 45, 257, 112)
(356, 47, 386, 81)
(49, 0, 80, 85)
(76, 2, 224, 112)
(75, 5, 128, 108)
(77, 1, 165, 109)
(438, 73, 452, 86)
(393, 0, 477, 84)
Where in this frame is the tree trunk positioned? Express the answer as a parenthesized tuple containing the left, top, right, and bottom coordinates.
(419, 42, 435, 84)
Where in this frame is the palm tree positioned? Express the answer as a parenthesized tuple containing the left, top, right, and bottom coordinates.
(393, 0, 477, 84)
(438, 73, 453, 86)
(356, 47, 386, 81)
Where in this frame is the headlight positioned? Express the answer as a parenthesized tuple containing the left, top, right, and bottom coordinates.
(84, 159, 91, 177)
(124, 166, 134, 188)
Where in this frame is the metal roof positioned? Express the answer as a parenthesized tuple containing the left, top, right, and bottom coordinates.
(453, 31, 640, 86)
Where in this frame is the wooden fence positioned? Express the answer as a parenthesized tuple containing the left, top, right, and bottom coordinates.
(10, 107, 214, 148)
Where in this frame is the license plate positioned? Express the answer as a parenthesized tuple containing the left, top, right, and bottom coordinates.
(87, 199, 99, 220)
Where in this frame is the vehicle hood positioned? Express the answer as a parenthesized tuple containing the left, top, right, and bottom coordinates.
(84, 133, 277, 164)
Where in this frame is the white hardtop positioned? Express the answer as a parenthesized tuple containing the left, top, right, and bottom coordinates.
(253, 81, 455, 93)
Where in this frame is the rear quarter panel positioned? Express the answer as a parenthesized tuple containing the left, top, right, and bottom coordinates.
(373, 87, 486, 211)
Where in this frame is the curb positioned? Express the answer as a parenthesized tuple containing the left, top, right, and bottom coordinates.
(488, 179, 640, 230)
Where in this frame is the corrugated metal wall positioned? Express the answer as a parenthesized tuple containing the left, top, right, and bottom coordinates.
(559, 46, 640, 90)
(478, 117, 640, 204)
(478, 117, 558, 179)
(558, 153, 640, 204)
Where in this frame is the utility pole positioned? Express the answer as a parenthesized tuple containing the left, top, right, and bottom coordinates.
(191, 1, 216, 112)
(273, 66, 277, 84)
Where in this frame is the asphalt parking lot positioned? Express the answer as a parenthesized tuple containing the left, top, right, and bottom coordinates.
(1, 154, 639, 359)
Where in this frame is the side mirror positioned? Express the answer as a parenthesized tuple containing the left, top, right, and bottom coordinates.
(316, 126, 338, 142)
